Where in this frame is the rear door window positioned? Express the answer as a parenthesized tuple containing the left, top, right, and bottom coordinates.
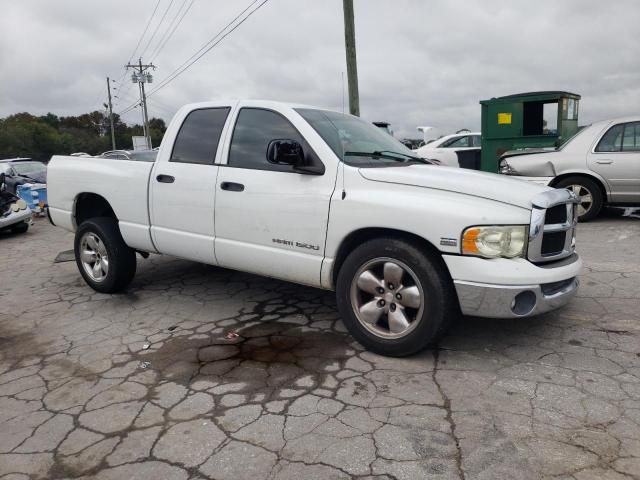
(595, 124, 624, 152)
(622, 122, 640, 152)
(171, 107, 230, 165)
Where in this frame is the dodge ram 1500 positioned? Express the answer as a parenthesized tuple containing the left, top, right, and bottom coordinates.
(48, 100, 582, 356)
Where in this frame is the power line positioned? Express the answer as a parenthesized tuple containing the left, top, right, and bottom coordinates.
(139, 0, 176, 60)
(147, 0, 268, 97)
(127, 0, 162, 67)
(110, 0, 163, 109)
(148, 0, 194, 62)
(117, 0, 269, 116)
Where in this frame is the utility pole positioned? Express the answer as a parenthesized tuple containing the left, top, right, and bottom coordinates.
(342, 0, 360, 116)
(106, 77, 116, 150)
(126, 59, 156, 149)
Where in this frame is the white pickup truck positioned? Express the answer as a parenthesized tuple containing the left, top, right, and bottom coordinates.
(48, 100, 582, 356)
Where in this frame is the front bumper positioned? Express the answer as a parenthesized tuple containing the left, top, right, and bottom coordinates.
(454, 276, 578, 318)
(444, 252, 582, 319)
(0, 208, 32, 229)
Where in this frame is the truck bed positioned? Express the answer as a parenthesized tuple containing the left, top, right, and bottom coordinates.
(47, 156, 156, 252)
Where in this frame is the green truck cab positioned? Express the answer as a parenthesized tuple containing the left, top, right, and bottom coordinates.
(480, 91, 581, 172)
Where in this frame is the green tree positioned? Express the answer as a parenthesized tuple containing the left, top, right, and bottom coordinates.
(0, 110, 167, 160)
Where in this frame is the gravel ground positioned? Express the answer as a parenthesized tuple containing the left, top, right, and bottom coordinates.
(0, 213, 639, 480)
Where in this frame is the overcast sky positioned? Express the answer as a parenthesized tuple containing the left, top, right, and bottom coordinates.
(1, 0, 639, 139)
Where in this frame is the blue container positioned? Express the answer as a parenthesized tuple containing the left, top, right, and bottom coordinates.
(16, 184, 47, 210)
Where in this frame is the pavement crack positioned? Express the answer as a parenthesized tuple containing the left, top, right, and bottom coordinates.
(432, 348, 465, 480)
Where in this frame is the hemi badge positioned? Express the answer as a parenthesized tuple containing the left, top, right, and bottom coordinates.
(440, 238, 457, 247)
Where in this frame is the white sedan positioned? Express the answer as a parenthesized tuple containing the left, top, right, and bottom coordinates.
(414, 132, 481, 167)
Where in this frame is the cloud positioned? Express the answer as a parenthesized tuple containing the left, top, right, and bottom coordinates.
(1, 0, 638, 139)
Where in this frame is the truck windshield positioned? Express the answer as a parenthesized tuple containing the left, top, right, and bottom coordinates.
(296, 108, 426, 167)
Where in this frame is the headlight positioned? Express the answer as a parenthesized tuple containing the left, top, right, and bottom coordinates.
(499, 160, 517, 175)
(16, 199, 27, 210)
(462, 225, 527, 258)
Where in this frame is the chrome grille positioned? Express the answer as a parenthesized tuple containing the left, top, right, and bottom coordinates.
(528, 189, 579, 263)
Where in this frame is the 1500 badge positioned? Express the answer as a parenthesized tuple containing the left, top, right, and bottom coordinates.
(272, 238, 320, 251)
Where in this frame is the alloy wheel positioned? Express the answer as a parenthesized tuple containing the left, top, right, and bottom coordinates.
(79, 232, 109, 282)
(350, 257, 424, 339)
(568, 184, 593, 217)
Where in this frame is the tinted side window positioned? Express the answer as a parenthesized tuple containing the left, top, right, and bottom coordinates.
(622, 122, 640, 152)
(596, 124, 623, 152)
(228, 108, 303, 171)
(443, 136, 470, 148)
(171, 108, 230, 165)
(472, 135, 482, 147)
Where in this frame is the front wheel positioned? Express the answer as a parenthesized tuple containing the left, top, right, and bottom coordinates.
(555, 176, 603, 222)
(336, 238, 456, 357)
(74, 217, 136, 293)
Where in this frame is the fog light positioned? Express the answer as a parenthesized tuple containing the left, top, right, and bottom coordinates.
(511, 290, 536, 316)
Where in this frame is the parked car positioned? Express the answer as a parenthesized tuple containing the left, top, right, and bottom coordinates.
(499, 116, 640, 221)
(413, 131, 481, 167)
(0, 158, 47, 194)
(99, 150, 157, 162)
(0, 173, 31, 234)
(47, 100, 581, 357)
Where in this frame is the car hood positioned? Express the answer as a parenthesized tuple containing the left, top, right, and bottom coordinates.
(20, 171, 47, 183)
(359, 165, 550, 209)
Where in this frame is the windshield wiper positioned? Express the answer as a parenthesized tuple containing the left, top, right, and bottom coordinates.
(344, 150, 432, 164)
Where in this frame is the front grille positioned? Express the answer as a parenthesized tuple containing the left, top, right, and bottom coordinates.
(528, 190, 578, 263)
(545, 204, 567, 224)
(541, 231, 566, 256)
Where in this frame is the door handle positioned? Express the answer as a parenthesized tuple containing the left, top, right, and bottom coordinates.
(220, 181, 244, 192)
(596, 159, 613, 164)
(156, 174, 175, 183)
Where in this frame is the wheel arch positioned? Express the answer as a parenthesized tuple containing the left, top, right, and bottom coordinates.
(549, 172, 609, 202)
(330, 227, 452, 288)
(73, 192, 117, 227)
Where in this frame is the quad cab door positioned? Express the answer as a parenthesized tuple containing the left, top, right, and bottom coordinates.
(150, 106, 231, 263)
(589, 121, 640, 203)
(214, 105, 338, 286)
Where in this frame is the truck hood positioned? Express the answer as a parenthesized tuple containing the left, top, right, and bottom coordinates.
(359, 165, 549, 209)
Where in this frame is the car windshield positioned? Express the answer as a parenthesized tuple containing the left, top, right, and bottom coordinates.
(11, 161, 46, 175)
(296, 108, 426, 167)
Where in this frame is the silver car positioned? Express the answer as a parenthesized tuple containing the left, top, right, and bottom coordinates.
(499, 116, 640, 221)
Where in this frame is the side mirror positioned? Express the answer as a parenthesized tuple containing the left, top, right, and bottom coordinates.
(267, 139, 304, 166)
(266, 139, 325, 175)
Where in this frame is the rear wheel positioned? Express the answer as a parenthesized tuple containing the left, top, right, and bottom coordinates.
(336, 238, 456, 357)
(74, 217, 136, 293)
(555, 176, 603, 222)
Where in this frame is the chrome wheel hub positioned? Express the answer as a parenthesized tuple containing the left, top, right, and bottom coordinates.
(350, 257, 424, 339)
(568, 184, 593, 217)
(80, 232, 109, 282)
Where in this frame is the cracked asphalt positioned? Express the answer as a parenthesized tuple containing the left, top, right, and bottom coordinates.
(0, 213, 639, 480)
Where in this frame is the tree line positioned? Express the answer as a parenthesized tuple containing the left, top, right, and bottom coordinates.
(0, 111, 167, 161)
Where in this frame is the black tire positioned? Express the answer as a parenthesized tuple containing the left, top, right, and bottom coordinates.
(74, 217, 136, 293)
(336, 238, 456, 357)
(11, 222, 29, 234)
(554, 176, 603, 222)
